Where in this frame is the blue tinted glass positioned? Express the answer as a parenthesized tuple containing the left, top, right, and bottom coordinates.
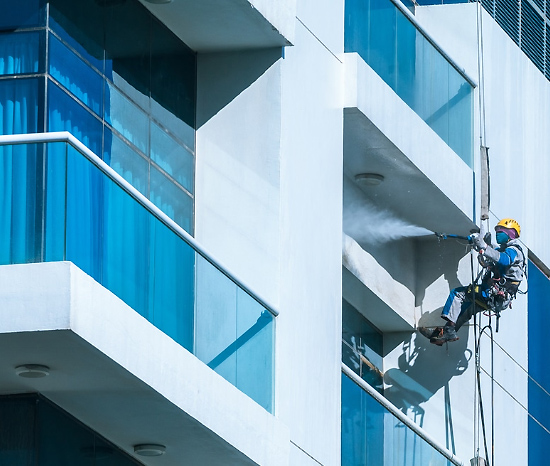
(0, 143, 42, 265)
(150, 165, 193, 233)
(342, 300, 383, 391)
(48, 81, 102, 155)
(528, 262, 550, 465)
(102, 163, 151, 320)
(150, 216, 195, 350)
(151, 121, 194, 193)
(0, 77, 40, 134)
(105, 81, 149, 154)
(195, 255, 238, 385)
(49, 34, 103, 116)
(0, 396, 36, 465)
(0, 31, 43, 75)
(65, 146, 105, 282)
(236, 289, 274, 412)
(35, 396, 141, 465)
(49, 0, 104, 71)
(0, 0, 45, 31)
(150, 18, 196, 130)
(341, 373, 384, 465)
(105, 129, 149, 197)
(44, 142, 67, 261)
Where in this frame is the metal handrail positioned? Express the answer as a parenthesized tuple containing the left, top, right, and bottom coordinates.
(0, 132, 279, 317)
(391, 0, 478, 88)
(342, 363, 465, 466)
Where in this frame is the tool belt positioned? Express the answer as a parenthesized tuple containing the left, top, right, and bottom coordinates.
(467, 278, 518, 313)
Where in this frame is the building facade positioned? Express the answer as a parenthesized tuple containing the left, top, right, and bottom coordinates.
(0, 0, 549, 465)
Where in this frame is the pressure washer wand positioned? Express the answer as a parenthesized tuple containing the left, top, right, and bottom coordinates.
(434, 232, 473, 242)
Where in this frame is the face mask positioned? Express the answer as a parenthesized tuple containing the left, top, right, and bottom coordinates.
(496, 231, 510, 244)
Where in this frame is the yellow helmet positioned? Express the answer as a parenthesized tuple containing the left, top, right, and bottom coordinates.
(495, 218, 521, 238)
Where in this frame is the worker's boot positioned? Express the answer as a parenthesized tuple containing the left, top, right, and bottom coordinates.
(430, 324, 459, 346)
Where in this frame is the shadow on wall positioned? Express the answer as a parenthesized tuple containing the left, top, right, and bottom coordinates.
(384, 327, 472, 453)
(196, 47, 284, 128)
(382, 239, 475, 453)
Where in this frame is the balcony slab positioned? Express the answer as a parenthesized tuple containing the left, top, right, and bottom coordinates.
(0, 262, 288, 466)
(139, 0, 295, 52)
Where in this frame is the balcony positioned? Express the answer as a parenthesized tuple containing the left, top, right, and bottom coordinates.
(0, 132, 276, 413)
(342, 364, 465, 466)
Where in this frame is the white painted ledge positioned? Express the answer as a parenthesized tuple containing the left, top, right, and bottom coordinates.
(342, 234, 415, 331)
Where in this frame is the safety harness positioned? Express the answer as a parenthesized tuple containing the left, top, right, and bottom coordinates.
(467, 243, 525, 331)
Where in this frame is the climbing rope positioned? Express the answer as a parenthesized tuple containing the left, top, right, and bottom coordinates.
(471, 250, 495, 466)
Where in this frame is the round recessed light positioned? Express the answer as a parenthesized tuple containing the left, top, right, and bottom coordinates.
(134, 444, 166, 457)
(15, 364, 50, 378)
(354, 173, 385, 186)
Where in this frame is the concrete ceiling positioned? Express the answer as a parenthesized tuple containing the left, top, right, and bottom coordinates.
(138, 0, 292, 52)
(0, 330, 257, 466)
(343, 108, 476, 240)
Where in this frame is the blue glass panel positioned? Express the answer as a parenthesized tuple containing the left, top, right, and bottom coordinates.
(0, 31, 43, 75)
(342, 300, 383, 391)
(151, 121, 194, 193)
(44, 142, 66, 261)
(150, 165, 193, 233)
(342, 372, 384, 465)
(105, 129, 149, 197)
(528, 262, 550, 465)
(49, 34, 103, 116)
(195, 255, 238, 385)
(236, 289, 274, 412)
(105, 81, 149, 154)
(101, 159, 151, 321)
(0, 77, 40, 134)
(0, 143, 42, 265)
(0, 396, 36, 465)
(0, 0, 45, 31)
(49, 0, 104, 72)
(65, 145, 105, 283)
(150, 216, 195, 350)
(48, 81, 102, 155)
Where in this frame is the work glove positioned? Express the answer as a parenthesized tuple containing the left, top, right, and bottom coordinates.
(470, 233, 487, 252)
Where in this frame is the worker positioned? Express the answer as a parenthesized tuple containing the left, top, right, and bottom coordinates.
(430, 218, 525, 345)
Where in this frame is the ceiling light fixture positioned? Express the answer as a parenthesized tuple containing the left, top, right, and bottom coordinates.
(354, 173, 385, 186)
(15, 364, 50, 378)
(134, 444, 166, 457)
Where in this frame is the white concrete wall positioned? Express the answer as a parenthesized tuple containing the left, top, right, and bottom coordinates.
(382, 4, 543, 463)
(195, 1, 344, 464)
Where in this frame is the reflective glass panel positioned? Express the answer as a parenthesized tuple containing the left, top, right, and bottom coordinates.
(151, 121, 194, 193)
(0, 77, 41, 134)
(105, 129, 149, 197)
(0, 0, 45, 31)
(0, 31, 43, 75)
(0, 143, 43, 265)
(0, 394, 142, 466)
(150, 165, 193, 233)
(105, 81, 149, 155)
(48, 81, 102, 156)
(49, 0, 104, 71)
(49, 33, 103, 116)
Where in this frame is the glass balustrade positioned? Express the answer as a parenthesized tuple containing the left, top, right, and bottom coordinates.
(345, 0, 474, 167)
(342, 370, 456, 465)
(0, 140, 274, 413)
